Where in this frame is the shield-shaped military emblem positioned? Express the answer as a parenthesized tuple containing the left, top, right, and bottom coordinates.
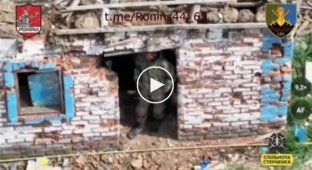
(265, 3, 297, 38)
(16, 4, 42, 38)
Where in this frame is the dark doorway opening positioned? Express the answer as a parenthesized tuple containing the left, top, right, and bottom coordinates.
(16, 70, 64, 114)
(17, 71, 34, 108)
(102, 49, 178, 139)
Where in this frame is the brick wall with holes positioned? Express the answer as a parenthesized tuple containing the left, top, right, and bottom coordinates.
(176, 30, 293, 140)
(0, 28, 294, 157)
(0, 51, 120, 158)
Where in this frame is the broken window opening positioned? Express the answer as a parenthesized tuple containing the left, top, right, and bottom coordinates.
(16, 69, 64, 115)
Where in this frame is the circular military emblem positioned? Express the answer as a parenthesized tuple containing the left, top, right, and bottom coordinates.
(290, 99, 312, 120)
(291, 78, 311, 97)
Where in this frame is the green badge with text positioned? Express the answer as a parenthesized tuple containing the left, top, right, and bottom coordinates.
(291, 78, 311, 97)
(291, 99, 312, 120)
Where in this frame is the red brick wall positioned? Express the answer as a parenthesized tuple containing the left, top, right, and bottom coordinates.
(176, 30, 287, 140)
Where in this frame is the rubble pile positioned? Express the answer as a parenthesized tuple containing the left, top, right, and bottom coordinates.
(0, 0, 311, 38)
(54, 4, 268, 30)
(297, 0, 312, 36)
(238, 9, 255, 23)
(103, 31, 183, 52)
(0, 1, 16, 38)
(255, 6, 265, 22)
(74, 12, 100, 29)
(53, 0, 312, 55)
(56, 30, 184, 55)
(1, 0, 310, 54)
(0, 146, 262, 170)
(220, 6, 240, 23)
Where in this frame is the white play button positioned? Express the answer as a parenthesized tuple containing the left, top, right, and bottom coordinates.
(150, 78, 164, 93)
(136, 66, 174, 104)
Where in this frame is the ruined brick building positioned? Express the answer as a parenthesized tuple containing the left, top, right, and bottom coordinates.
(0, 0, 295, 157)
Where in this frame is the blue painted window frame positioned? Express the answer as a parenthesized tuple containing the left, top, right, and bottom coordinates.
(4, 61, 75, 124)
(15, 69, 65, 114)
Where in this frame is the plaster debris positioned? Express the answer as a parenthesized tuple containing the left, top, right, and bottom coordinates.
(238, 9, 255, 23)
(255, 6, 265, 22)
(221, 6, 239, 23)
(206, 8, 221, 23)
(74, 12, 100, 29)
(130, 157, 143, 169)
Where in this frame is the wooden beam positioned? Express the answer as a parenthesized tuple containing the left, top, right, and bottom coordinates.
(54, 23, 266, 35)
(229, 1, 263, 8)
(297, 29, 312, 36)
(301, 6, 312, 10)
(104, 49, 143, 57)
(296, 0, 302, 12)
(103, 45, 180, 57)
(188, 4, 201, 23)
(60, 0, 236, 13)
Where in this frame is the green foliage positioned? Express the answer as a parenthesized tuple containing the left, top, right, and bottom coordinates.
(293, 35, 312, 78)
(306, 124, 312, 139)
(285, 35, 312, 169)
(287, 111, 296, 126)
(289, 35, 312, 126)
(284, 127, 312, 169)
(285, 128, 310, 156)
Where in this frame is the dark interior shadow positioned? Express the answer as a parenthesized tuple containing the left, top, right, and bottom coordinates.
(119, 90, 178, 139)
(102, 50, 178, 139)
(17, 72, 35, 107)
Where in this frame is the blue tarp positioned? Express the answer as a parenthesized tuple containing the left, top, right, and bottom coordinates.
(295, 127, 307, 142)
